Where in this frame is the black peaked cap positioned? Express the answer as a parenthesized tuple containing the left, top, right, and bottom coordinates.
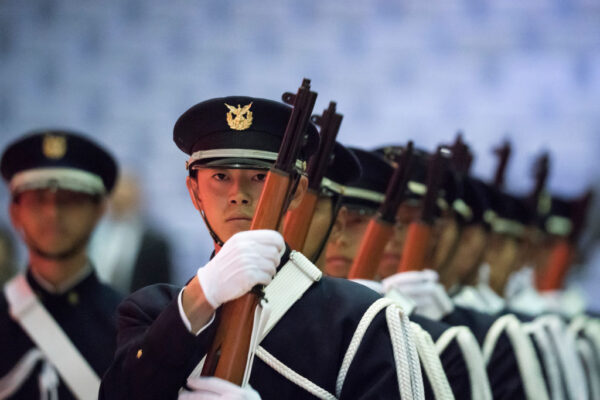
(323, 142, 362, 187)
(1, 129, 118, 194)
(173, 96, 319, 168)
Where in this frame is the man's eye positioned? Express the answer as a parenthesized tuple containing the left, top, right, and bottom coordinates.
(254, 173, 267, 182)
(212, 173, 228, 181)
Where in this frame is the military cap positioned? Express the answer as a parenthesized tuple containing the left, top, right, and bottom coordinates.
(460, 177, 493, 227)
(341, 148, 392, 211)
(1, 130, 118, 195)
(173, 96, 319, 171)
(375, 145, 452, 215)
(479, 186, 531, 237)
(319, 142, 362, 196)
(536, 195, 573, 237)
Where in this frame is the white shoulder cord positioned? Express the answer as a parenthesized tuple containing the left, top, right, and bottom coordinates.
(575, 336, 600, 400)
(436, 326, 492, 400)
(387, 304, 424, 400)
(569, 315, 600, 399)
(538, 315, 588, 400)
(522, 321, 565, 400)
(336, 297, 424, 400)
(255, 346, 336, 400)
(410, 322, 454, 400)
(483, 314, 550, 400)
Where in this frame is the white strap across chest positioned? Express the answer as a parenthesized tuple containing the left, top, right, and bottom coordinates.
(260, 251, 322, 341)
(3, 274, 100, 400)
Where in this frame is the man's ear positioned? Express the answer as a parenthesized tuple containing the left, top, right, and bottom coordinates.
(287, 175, 308, 211)
(329, 205, 348, 244)
(186, 176, 203, 212)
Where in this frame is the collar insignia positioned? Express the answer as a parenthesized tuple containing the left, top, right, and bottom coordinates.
(42, 135, 67, 159)
(225, 102, 253, 131)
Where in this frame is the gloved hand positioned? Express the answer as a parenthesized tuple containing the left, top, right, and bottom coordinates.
(197, 229, 284, 309)
(179, 377, 261, 400)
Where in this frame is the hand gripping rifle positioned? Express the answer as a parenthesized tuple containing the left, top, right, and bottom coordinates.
(397, 146, 450, 272)
(537, 190, 593, 291)
(347, 142, 414, 280)
(283, 101, 342, 251)
(201, 79, 317, 384)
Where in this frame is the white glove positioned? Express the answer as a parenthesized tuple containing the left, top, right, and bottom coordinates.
(179, 377, 261, 400)
(197, 230, 284, 309)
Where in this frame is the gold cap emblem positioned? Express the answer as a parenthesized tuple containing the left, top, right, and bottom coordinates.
(43, 135, 67, 159)
(225, 102, 253, 131)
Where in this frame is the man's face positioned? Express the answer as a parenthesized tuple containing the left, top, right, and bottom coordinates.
(187, 168, 267, 243)
(10, 189, 103, 258)
(441, 224, 488, 287)
(378, 203, 420, 279)
(427, 214, 460, 271)
(484, 233, 520, 293)
(324, 208, 371, 278)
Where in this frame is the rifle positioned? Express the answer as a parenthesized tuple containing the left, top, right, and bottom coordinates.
(201, 79, 318, 383)
(397, 146, 450, 272)
(347, 142, 414, 280)
(537, 190, 593, 291)
(492, 140, 511, 190)
(283, 102, 342, 251)
(451, 133, 473, 175)
(528, 152, 550, 209)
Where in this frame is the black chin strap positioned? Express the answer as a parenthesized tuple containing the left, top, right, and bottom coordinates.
(310, 193, 343, 264)
(200, 209, 225, 247)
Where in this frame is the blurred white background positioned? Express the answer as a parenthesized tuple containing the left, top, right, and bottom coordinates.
(0, 0, 599, 305)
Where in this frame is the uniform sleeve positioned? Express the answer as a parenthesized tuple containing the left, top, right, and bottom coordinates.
(99, 289, 218, 400)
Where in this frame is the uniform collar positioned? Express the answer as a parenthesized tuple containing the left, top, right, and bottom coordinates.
(27, 262, 94, 295)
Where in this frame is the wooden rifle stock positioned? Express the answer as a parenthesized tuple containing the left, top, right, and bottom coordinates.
(398, 222, 432, 272)
(348, 142, 414, 280)
(397, 146, 449, 273)
(347, 220, 394, 279)
(283, 190, 319, 250)
(536, 238, 572, 291)
(201, 79, 317, 384)
(283, 102, 343, 250)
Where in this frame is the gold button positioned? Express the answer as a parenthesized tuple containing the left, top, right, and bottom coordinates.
(68, 292, 79, 305)
(136, 349, 143, 359)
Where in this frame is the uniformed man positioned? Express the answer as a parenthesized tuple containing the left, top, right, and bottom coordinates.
(0, 130, 122, 399)
(100, 96, 424, 399)
(328, 146, 555, 400)
(324, 147, 489, 400)
(293, 143, 455, 400)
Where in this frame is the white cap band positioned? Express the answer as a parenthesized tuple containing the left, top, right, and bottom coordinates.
(187, 148, 305, 171)
(10, 167, 106, 195)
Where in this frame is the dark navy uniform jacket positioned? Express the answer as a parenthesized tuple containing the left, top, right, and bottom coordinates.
(442, 305, 527, 400)
(0, 270, 122, 399)
(100, 255, 411, 399)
